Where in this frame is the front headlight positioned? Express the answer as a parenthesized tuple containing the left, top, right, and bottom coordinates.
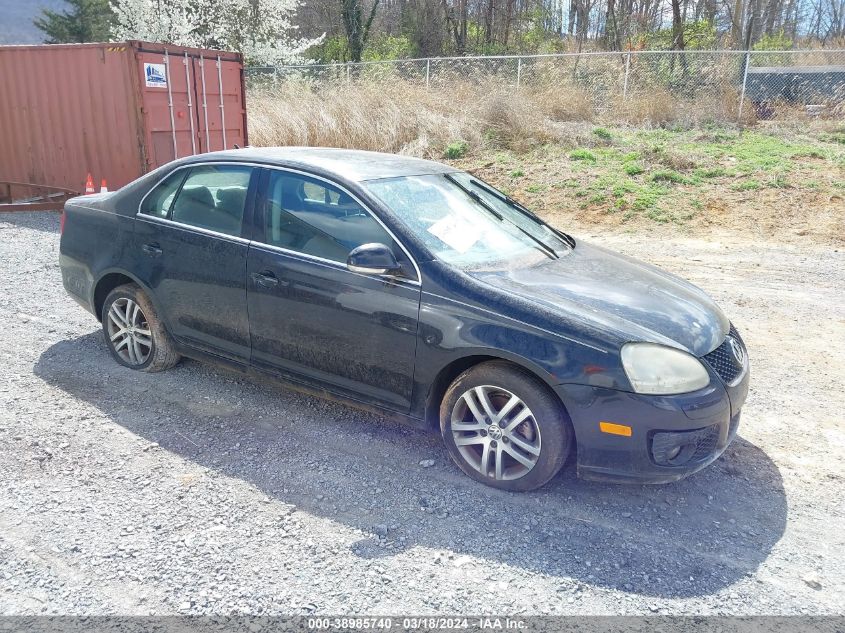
(621, 343, 711, 395)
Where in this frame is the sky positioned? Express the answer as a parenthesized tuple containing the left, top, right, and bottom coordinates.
(0, 0, 68, 44)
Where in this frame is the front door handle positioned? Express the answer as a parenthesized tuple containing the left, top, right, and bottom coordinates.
(251, 270, 280, 288)
(142, 242, 162, 256)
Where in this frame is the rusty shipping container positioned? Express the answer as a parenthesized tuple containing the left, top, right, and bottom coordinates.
(0, 40, 248, 196)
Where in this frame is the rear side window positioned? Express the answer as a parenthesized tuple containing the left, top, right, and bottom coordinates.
(140, 170, 185, 218)
(168, 165, 252, 237)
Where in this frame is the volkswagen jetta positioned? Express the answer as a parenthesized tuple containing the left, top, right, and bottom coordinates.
(59, 148, 749, 491)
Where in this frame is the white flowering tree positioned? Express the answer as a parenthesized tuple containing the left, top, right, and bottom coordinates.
(111, 0, 322, 64)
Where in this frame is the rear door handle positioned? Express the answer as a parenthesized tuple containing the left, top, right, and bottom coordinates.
(142, 242, 162, 256)
(251, 270, 280, 288)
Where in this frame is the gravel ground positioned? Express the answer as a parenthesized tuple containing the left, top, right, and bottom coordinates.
(1, 212, 843, 616)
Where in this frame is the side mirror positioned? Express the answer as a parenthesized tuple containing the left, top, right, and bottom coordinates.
(347, 243, 401, 275)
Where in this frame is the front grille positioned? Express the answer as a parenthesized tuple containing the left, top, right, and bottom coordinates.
(702, 323, 746, 385)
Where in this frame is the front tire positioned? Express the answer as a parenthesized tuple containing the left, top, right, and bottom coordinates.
(102, 284, 180, 372)
(440, 361, 572, 491)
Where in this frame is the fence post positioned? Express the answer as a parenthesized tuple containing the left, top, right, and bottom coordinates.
(426, 58, 431, 89)
(516, 57, 522, 89)
(737, 50, 751, 122)
(623, 51, 632, 100)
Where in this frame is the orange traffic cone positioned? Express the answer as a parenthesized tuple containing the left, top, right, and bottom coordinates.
(84, 173, 95, 194)
(100, 179, 108, 193)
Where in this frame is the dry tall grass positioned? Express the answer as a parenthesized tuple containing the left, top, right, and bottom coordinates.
(247, 78, 843, 158)
(247, 79, 750, 157)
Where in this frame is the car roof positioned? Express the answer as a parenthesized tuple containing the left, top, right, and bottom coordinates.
(188, 147, 456, 182)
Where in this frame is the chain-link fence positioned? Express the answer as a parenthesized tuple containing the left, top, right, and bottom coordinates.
(247, 49, 845, 121)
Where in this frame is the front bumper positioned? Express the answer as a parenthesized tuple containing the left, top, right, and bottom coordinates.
(555, 362, 749, 484)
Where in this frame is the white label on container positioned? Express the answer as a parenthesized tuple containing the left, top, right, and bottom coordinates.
(144, 63, 167, 88)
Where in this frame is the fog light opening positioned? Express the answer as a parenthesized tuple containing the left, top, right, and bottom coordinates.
(666, 446, 682, 461)
(661, 442, 696, 466)
(652, 424, 719, 467)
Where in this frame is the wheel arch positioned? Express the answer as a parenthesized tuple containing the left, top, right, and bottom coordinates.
(423, 351, 569, 430)
(92, 269, 160, 322)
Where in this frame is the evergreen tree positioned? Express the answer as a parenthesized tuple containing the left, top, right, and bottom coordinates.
(34, 0, 113, 44)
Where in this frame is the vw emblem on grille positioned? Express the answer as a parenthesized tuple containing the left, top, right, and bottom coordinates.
(727, 336, 744, 365)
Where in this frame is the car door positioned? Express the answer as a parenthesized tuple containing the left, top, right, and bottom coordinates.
(246, 168, 422, 411)
(134, 162, 256, 361)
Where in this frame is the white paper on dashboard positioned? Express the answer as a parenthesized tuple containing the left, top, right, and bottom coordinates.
(427, 216, 479, 253)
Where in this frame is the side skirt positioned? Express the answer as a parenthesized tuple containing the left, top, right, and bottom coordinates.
(172, 341, 430, 432)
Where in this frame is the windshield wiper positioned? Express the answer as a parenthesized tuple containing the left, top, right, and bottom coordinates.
(445, 174, 559, 260)
(467, 177, 576, 249)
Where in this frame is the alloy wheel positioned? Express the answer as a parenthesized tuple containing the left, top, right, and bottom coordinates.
(450, 385, 542, 481)
(106, 297, 152, 366)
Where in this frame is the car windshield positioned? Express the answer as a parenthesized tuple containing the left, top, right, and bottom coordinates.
(364, 173, 572, 269)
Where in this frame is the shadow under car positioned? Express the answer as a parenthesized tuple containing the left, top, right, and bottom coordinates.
(34, 332, 787, 599)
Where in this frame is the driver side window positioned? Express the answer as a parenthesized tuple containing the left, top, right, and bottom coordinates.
(262, 171, 397, 265)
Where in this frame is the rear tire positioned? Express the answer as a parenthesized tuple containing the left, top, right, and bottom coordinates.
(101, 284, 180, 372)
(440, 361, 572, 491)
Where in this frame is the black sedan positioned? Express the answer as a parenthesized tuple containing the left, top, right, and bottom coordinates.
(59, 148, 749, 491)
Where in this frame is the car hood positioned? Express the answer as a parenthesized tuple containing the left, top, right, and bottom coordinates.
(470, 241, 728, 356)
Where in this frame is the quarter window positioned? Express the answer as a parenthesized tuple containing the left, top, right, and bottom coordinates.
(140, 170, 185, 218)
(263, 171, 402, 267)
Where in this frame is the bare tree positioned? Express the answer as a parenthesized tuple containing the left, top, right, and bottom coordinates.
(671, 0, 686, 48)
(341, 0, 380, 61)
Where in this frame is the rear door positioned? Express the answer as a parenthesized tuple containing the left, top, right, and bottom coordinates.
(246, 168, 422, 411)
(134, 162, 257, 361)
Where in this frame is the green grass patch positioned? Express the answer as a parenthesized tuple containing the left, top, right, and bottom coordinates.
(444, 140, 468, 159)
(694, 166, 728, 179)
(593, 127, 612, 140)
(525, 184, 547, 193)
(645, 208, 672, 223)
(612, 181, 638, 197)
(623, 162, 645, 176)
(650, 169, 690, 184)
(705, 133, 825, 174)
(732, 179, 760, 192)
(768, 173, 790, 189)
(819, 132, 845, 145)
(631, 185, 669, 211)
(509, 169, 525, 178)
(570, 149, 597, 162)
